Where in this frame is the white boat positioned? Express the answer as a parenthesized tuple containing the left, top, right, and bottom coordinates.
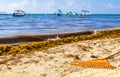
(55, 9, 62, 16)
(81, 10, 90, 16)
(13, 10, 26, 17)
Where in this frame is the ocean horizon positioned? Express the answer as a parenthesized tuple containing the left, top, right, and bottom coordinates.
(0, 14, 120, 37)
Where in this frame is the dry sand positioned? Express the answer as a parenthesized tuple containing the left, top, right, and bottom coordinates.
(0, 37, 120, 77)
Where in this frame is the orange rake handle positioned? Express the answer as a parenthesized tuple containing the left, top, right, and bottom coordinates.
(106, 51, 120, 59)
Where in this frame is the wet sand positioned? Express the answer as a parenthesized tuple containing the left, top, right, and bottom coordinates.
(0, 37, 120, 77)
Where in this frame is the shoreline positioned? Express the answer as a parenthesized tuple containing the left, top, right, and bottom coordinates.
(0, 27, 119, 44)
(0, 30, 93, 44)
(0, 28, 120, 56)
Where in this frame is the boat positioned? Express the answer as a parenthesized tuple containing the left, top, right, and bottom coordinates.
(55, 9, 62, 16)
(66, 11, 74, 16)
(80, 10, 90, 16)
(13, 10, 26, 17)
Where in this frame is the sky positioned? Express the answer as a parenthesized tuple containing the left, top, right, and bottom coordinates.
(0, 0, 120, 14)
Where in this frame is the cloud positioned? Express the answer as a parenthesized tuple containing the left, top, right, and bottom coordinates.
(63, 0, 91, 13)
(42, 0, 55, 13)
(1, 0, 91, 14)
(106, 3, 120, 9)
(6, 0, 56, 13)
(7, 0, 40, 13)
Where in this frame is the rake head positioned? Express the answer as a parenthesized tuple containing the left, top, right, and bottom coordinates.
(71, 58, 115, 69)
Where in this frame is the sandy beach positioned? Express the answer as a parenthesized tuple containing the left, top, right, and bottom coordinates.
(0, 0, 120, 77)
(0, 37, 120, 77)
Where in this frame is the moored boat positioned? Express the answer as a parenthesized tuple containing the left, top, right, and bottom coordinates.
(13, 10, 26, 17)
(55, 9, 62, 16)
(81, 10, 90, 16)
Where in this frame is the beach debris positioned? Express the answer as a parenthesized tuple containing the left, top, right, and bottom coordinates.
(94, 29, 99, 34)
(47, 35, 60, 40)
(90, 55, 98, 58)
(71, 51, 120, 69)
(64, 54, 74, 58)
(74, 55, 80, 60)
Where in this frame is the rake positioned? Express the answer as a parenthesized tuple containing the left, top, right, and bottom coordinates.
(71, 51, 120, 69)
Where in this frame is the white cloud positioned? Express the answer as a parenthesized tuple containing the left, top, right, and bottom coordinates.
(62, 0, 91, 13)
(42, 0, 55, 13)
(7, 0, 40, 13)
(1, 0, 91, 14)
(106, 3, 120, 9)
(5, 0, 56, 13)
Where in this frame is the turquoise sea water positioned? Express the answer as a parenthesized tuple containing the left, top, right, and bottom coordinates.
(0, 14, 120, 37)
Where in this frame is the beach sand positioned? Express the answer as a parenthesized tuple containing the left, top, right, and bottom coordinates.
(0, 37, 120, 77)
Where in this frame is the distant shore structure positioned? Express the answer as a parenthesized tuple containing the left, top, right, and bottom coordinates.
(0, 11, 6, 15)
(13, 10, 26, 17)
